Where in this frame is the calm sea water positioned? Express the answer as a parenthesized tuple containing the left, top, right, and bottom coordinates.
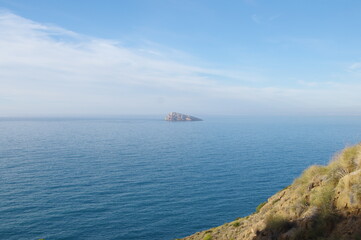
(1, 116, 361, 240)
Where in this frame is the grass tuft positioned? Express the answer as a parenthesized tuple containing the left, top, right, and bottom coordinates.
(203, 233, 212, 240)
(256, 201, 267, 213)
(265, 214, 290, 232)
(232, 221, 240, 227)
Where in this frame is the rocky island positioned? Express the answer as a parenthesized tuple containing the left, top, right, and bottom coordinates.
(179, 144, 361, 240)
(165, 112, 202, 121)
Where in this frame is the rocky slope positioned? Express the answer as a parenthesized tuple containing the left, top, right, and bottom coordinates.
(179, 144, 361, 240)
(165, 112, 202, 121)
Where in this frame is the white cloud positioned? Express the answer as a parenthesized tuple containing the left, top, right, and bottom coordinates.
(251, 14, 261, 24)
(1, 12, 361, 116)
(269, 15, 280, 21)
(349, 62, 361, 70)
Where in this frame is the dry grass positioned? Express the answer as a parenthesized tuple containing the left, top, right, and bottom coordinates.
(329, 144, 361, 173)
(292, 144, 361, 214)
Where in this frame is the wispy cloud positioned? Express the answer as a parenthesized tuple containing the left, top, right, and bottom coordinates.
(349, 62, 361, 70)
(251, 14, 261, 24)
(269, 14, 280, 21)
(251, 14, 280, 24)
(1, 12, 361, 116)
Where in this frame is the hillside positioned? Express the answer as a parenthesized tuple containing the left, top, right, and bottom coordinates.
(179, 144, 361, 240)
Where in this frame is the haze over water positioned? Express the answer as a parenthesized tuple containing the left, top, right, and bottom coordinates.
(1, 116, 361, 240)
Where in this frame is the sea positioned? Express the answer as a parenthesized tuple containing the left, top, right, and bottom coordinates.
(1, 116, 361, 240)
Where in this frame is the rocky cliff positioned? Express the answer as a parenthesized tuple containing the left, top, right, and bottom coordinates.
(179, 144, 361, 240)
(165, 112, 202, 121)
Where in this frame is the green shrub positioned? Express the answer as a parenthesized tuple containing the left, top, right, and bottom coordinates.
(232, 221, 240, 227)
(203, 233, 212, 240)
(301, 213, 339, 239)
(265, 214, 290, 232)
(256, 201, 267, 213)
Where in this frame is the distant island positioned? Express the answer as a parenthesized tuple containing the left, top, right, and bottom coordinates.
(165, 112, 202, 121)
(179, 144, 361, 240)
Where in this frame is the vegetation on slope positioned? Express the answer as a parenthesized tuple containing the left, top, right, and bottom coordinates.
(180, 144, 361, 240)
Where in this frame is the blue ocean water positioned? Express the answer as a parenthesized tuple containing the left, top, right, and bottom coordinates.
(1, 116, 361, 240)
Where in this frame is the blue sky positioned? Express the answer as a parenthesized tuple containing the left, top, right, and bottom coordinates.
(1, 0, 361, 116)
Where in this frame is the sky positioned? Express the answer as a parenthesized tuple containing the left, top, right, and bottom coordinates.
(1, 0, 361, 117)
